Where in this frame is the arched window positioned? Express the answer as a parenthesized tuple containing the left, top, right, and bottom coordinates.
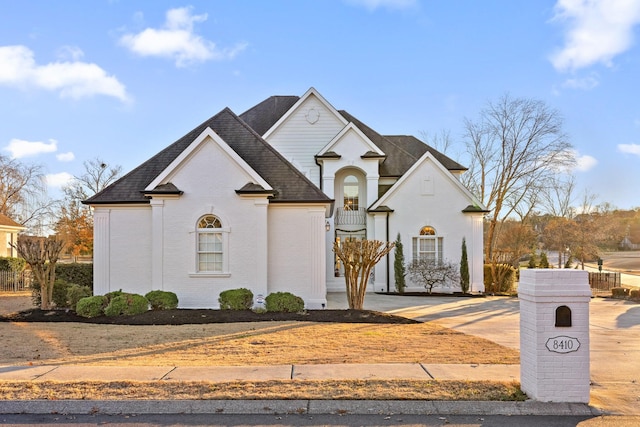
(197, 215, 223, 272)
(413, 226, 443, 264)
(343, 175, 359, 210)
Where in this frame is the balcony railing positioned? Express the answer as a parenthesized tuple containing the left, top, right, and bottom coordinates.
(335, 207, 367, 226)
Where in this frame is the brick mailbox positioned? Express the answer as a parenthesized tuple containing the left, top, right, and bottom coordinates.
(518, 269, 591, 403)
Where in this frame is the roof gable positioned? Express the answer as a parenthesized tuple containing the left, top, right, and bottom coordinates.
(261, 87, 348, 140)
(317, 122, 385, 158)
(84, 108, 331, 205)
(370, 151, 485, 211)
(145, 127, 273, 193)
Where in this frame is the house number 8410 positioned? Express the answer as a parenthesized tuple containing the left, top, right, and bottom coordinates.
(545, 336, 580, 354)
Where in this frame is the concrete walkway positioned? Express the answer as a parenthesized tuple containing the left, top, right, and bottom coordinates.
(0, 363, 520, 383)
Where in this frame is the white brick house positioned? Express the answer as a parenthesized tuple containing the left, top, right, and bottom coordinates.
(84, 88, 486, 308)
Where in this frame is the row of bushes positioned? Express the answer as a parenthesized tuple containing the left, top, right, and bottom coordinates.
(76, 290, 179, 318)
(219, 288, 305, 313)
(611, 287, 640, 301)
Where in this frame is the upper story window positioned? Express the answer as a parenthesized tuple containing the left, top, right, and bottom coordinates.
(197, 215, 223, 272)
(343, 175, 359, 210)
(413, 226, 443, 264)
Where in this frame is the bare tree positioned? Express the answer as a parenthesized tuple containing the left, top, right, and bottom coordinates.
(540, 175, 576, 218)
(407, 259, 459, 294)
(13, 235, 65, 309)
(63, 157, 122, 201)
(56, 157, 122, 257)
(0, 154, 55, 232)
(333, 239, 394, 309)
(462, 94, 574, 284)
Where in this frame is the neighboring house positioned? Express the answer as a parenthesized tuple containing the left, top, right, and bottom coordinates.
(0, 213, 25, 258)
(84, 88, 486, 308)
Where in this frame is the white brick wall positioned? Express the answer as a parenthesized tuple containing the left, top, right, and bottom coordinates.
(519, 269, 591, 403)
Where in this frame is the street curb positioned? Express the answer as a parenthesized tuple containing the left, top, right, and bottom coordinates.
(0, 399, 603, 416)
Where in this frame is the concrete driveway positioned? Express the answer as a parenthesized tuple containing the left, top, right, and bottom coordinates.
(327, 293, 640, 415)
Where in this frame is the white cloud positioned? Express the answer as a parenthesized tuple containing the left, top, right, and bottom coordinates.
(119, 7, 247, 67)
(56, 151, 75, 162)
(618, 143, 640, 156)
(345, 0, 418, 11)
(561, 73, 599, 90)
(0, 45, 129, 102)
(550, 0, 640, 72)
(3, 138, 58, 159)
(46, 172, 74, 188)
(574, 153, 598, 171)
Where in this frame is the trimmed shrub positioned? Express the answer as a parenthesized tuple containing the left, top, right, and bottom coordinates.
(612, 287, 630, 299)
(52, 279, 71, 308)
(55, 263, 93, 290)
(76, 295, 107, 318)
(483, 264, 516, 294)
(630, 289, 640, 301)
(0, 257, 26, 272)
(145, 290, 178, 310)
(67, 284, 92, 311)
(104, 293, 148, 316)
(219, 288, 254, 310)
(265, 292, 305, 313)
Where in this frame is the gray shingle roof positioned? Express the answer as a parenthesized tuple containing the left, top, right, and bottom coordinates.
(239, 95, 300, 136)
(84, 108, 331, 205)
(241, 95, 466, 178)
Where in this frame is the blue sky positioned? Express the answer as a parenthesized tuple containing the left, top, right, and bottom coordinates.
(1, 0, 639, 210)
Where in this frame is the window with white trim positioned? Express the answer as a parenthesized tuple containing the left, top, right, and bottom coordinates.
(197, 215, 223, 272)
(412, 226, 443, 264)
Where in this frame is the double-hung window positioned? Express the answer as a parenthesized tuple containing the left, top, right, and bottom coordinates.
(197, 215, 223, 272)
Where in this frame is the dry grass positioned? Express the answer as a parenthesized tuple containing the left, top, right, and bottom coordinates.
(0, 380, 526, 401)
(0, 321, 519, 366)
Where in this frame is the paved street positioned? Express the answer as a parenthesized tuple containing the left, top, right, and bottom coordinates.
(327, 293, 640, 415)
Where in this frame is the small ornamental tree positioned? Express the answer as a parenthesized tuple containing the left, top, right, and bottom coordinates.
(333, 239, 394, 310)
(459, 238, 470, 294)
(407, 259, 460, 294)
(539, 252, 550, 268)
(394, 233, 406, 294)
(13, 235, 65, 310)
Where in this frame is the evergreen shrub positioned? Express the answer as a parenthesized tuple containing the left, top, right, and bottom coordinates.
(67, 284, 92, 311)
(145, 290, 178, 310)
(0, 257, 26, 272)
(76, 295, 107, 318)
(218, 288, 253, 310)
(55, 263, 93, 290)
(104, 293, 148, 316)
(265, 292, 305, 313)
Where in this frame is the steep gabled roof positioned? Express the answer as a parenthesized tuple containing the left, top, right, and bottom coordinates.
(384, 135, 467, 171)
(84, 108, 331, 205)
(239, 95, 300, 136)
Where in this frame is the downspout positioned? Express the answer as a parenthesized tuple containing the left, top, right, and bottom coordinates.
(386, 211, 390, 293)
(314, 157, 323, 191)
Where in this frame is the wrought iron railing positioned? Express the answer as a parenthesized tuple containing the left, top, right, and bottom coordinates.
(335, 207, 367, 226)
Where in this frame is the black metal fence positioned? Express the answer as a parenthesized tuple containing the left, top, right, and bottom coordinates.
(589, 272, 621, 295)
(0, 270, 32, 292)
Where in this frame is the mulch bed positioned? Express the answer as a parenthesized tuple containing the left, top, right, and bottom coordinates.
(0, 308, 420, 325)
